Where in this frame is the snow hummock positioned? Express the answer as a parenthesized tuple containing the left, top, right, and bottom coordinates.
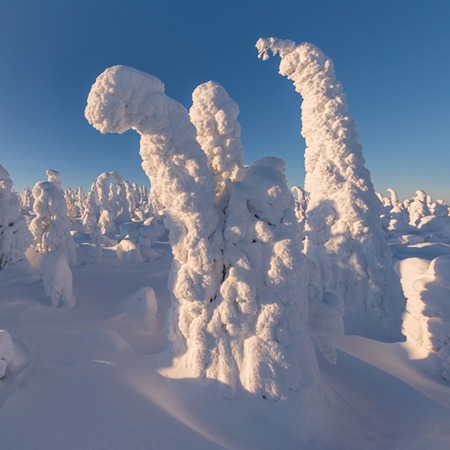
(257, 37, 405, 343)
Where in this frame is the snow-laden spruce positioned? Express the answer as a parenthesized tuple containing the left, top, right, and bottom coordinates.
(85, 65, 222, 378)
(0, 165, 32, 270)
(257, 37, 405, 342)
(408, 189, 431, 227)
(29, 176, 76, 308)
(85, 66, 325, 406)
(190, 81, 243, 206)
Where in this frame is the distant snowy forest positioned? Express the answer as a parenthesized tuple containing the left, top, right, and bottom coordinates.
(1, 38, 450, 449)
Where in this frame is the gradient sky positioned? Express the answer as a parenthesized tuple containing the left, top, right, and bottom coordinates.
(1, 0, 450, 202)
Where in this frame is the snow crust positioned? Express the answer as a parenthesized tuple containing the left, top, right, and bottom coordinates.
(257, 37, 405, 342)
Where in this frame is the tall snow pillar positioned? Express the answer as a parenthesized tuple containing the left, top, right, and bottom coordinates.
(257, 37, 405, 342)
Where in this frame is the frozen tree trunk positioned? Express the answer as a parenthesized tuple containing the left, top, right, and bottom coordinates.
(85, 67, 326, 410)
(0, 165, 32, 270)
(257, 37, 405, 342)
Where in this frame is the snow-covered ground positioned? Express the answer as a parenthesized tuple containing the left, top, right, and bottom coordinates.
(1, 230, 450, 450)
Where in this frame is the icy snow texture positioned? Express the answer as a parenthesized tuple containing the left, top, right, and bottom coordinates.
(30, 180, 76, 307)
(257, 37, 405, 342)
(86, 67, 325, 405)
(0, 165, 32, 270)
(190, 81, 243, 205)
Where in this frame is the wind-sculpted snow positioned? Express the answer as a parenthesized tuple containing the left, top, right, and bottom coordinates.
(257, 37, 405, 342)
(86, 67, 325, 411)
(190, 81, 243, 205)
(0, 165, 32, 270)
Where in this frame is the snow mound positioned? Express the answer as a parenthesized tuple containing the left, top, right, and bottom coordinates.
(121, 286, 159, 332)
(0, 330, 14, 378)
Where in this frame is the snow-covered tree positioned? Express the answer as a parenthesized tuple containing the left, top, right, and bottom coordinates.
(190, 81, 243, 206)
(257, 37, 405, 342)
(83, 171, 132, 235)
(0, 165, 32, 270)
(387, 188, 400, 208)
(432, 199, 449, 217)
(82, 183, 99, 234)
(85, 66, 326, 406)
(30, 179, 76, 307)
(408, 189, 431, 226)
(20, 187, 34, 215)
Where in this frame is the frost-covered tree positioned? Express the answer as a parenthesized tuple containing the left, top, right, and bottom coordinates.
(85, 65, 222, 374)
(408, 189, 431, 226)
(432, 199, 449, 217)
(85, 66, 326, 405)
(20, 187, 34, 215)
(190, 81, 244, 206)
(257, 37, 405, 342)
(83, 171, 132, 235)
(30, 179, 76, 307)
(387, 188, 399, 209)
(82, 183, 99, 234)
(0, 165, 32, 270)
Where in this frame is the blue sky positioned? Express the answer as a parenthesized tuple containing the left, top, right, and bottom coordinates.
(1, 0, 450, 201)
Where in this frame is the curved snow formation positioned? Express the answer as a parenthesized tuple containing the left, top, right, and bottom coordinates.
(0, 165, 32, 270)
(257, 37, 405, 341)
(86, 67, 326, 405)
(86, 65, 222, 378)
(190, 81, 243, 206)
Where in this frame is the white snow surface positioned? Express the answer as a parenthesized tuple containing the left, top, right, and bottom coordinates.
(1, 234, 450, 449)
(257, 37, 405, 343)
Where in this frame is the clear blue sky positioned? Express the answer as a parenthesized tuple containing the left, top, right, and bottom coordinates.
(1, 0, 450, 202)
